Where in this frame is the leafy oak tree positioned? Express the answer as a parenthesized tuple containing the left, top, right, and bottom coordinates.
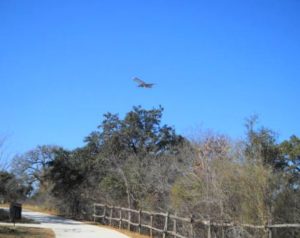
(42, 106, 186, 217)
(85, 106, 186, 209)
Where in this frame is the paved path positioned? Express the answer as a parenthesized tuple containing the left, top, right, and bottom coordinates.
(0, 209, 130, 238)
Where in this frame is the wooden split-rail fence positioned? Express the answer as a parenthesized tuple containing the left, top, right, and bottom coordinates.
(93, 203, 300, 238)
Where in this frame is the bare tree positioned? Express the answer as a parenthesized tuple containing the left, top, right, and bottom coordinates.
(171, 132, 273, 237)
(11, 145, 58, 190)
(0, 136, 10, 170)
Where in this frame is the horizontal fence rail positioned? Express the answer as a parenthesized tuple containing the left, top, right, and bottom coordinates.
(93, 203, 300, 238)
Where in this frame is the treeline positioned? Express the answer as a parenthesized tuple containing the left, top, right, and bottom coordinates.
(1, 106, 299, 237)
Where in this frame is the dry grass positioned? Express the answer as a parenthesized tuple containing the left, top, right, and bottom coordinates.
(117, 229, 150, 238)
(0, 203, 58, 216)
(95, 224, 150, 238)
(21, 204, 58, 216)
(0, 226, 55, 238)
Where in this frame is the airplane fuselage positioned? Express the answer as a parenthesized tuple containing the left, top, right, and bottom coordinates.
(138, 83, 154, 88)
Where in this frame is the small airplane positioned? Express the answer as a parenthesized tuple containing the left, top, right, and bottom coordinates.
(133, 77, 154, 88)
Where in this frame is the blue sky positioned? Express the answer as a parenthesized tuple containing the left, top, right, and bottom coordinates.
(0, 0, 300, 157)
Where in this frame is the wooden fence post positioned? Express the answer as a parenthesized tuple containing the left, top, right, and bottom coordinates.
(127, 209, 131, 231)
(138, 209, 142, 234)
(119, 208, 122, 229)
(103, 205, 107, 224)
(109, 206, 113, 226)
(267, 227, 272, 238)
(190, 215, 194, 238)
(265, 220, 272, 238)
(207, 220, 211, 238)
(173, 213, 177, 238)
(150, 214, 153, 238)
(163, 212, 169, 238)
(93, 204, 96, 223)
(221, 223, 224, 238)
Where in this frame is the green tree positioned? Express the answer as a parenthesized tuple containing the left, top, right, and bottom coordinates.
(91, 106, 184, 156)
(279, 135, 300, 186)
(86, 106, 185, 209)
(273, 135, 300, 233)
(244, 115, 284, 169)
(0, 170, 31, 202)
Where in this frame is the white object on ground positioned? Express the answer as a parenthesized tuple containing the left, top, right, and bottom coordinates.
(0, 209, 130, 238)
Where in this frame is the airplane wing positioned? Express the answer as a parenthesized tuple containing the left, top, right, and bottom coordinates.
(133, 77, 145, 85)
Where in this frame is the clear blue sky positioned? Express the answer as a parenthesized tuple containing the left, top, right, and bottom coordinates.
(1, 0, 300, 157)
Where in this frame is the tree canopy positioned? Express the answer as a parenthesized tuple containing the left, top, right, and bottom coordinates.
(8, 107, 300, 237)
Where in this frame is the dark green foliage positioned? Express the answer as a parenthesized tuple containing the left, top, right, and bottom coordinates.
(244, 115, 284, 168)
(91, 105, 185, 157)
(39, 106, 186, 216)
(99, 175, 127, 201)
(0, 170, 31, 202)
(48, 149, 84, 196)
(273, 135, 300, 227)
(280, 135, 300, 186)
